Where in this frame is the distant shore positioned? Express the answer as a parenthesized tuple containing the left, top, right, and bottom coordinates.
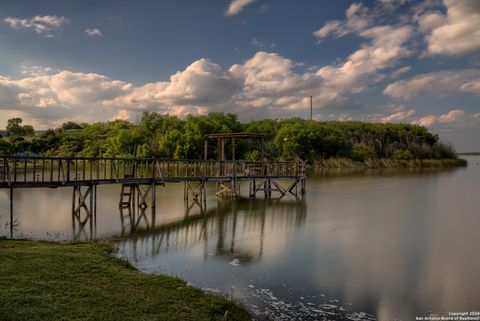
(312, 157, 468, 169)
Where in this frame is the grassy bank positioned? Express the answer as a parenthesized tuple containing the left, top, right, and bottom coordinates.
(313, 157, 468, 169)
(0, 240, 252, 321)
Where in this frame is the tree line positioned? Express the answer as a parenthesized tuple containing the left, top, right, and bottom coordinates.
(0, 112, 457, 162)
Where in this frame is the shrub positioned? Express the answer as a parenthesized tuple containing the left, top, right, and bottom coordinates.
(393, 149, 414, 160)
(351, 143, 375, 161)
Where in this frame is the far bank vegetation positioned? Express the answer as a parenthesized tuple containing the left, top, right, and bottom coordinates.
(0, 113, 466, 168)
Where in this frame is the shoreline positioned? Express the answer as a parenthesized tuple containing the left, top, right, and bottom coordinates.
(312, 157, 468, 169)
(0, 240, 252, 321)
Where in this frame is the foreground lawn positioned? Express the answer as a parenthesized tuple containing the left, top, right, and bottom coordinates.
(0, 240, 252, 321)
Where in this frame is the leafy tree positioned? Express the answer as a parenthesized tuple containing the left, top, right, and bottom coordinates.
(6, 118, 35, 138)
(61, 121, 83, 130)
(23, 125, 35, 137)
(6, 118, 25, 137)
(0, 138, 12, 154)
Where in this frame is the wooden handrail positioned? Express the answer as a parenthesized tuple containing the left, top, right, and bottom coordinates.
(0, 156, 306, 187)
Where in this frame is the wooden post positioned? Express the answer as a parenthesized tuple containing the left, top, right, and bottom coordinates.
(232, 137, 235, 161)
(24, 157, 27, 182)
(82, 159, 86, 181)
(9, 187, 13, 239)
(13, 158, 17, 183)
(93, 185, 97, 227)
(261, 138, 265, 161)
(72, 186, 76, 233)
(202, 180, 207, 209)
(66, 159, 70, 183)
(221, 138, 225, 161)
(33, 159, 36, 182)
(204, 140, 208, 161)
(151, 183, 156, 209)
(42, 158, 45, 182)
(268, 179, 272, 198)
(89, 185, 94, 239)
(93, 184, 97, 239)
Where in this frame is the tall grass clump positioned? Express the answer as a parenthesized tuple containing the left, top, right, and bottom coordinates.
(405, 140, 457, 159)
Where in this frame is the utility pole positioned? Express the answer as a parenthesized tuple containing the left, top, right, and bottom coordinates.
(310, 96, 313, 120)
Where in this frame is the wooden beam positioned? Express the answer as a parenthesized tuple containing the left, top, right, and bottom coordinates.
(204, 140, 208, 161)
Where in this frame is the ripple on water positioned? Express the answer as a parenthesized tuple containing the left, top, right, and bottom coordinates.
(202, 286, 376, 321)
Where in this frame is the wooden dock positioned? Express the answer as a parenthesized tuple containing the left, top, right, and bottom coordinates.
(0, 156, 305, 188)
(0, 156, 306, 239)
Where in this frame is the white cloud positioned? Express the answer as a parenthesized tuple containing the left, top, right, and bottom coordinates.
(0, 52, 351, 127)
(119, 58, 243, 108)
(0, 25, 423, 127)
(313, 2, 414, 96)
(20, 64, 58, 77)
(384, 69, 480, 99)
(0, 70, 132, 127)
(3, 15, 69, 37)
(364, 103, 417, 124)
(416, 0, 480, 56)
(390, 66, 411, 79)
(460, 80, 480, 95)
(1, 45, 476, 129)
(412, 115, 437, 127)
(410, 109, 480, 128)
(225, 0, 257, 17)
(228, 52, 343, 114)
(437, 109, 464, 123)
(313, 3, 370, 39)
(85, 28, 102, 37)
(316, 25, 413, 94)
(377, 109, 416, 123)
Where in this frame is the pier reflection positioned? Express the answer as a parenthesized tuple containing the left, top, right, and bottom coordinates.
(72, 209, 96, 240)
(116, 197, 307, 265)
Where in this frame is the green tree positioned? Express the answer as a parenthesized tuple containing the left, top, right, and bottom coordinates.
(6, 118, 24, 137)
(0, 138, 12, 154)
(61, 121, 82, 130)
(23, 125, 35, 137)
(6, 118, 35, 137)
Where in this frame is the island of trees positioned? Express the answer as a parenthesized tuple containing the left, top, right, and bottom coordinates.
(0, 112, 466, 167)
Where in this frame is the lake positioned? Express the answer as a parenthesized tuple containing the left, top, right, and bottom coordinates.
(1, 156, 479, 320)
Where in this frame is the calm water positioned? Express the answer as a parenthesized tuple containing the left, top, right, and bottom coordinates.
(1, 156, 479, 320)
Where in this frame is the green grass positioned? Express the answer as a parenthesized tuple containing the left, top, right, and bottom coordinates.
(0, 240, 252, 321)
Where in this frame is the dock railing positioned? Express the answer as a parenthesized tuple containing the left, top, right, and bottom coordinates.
(0, 156, 306, 188)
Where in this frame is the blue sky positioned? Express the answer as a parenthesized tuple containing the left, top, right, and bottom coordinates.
(0, 0, 479, 151)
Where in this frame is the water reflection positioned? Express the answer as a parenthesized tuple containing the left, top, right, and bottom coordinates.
(117, 197, 307, 266)
(72, 208, 96, 240)
(118, 201, 157, 236)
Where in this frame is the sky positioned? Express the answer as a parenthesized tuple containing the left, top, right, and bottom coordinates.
(0, 0, 479, 151)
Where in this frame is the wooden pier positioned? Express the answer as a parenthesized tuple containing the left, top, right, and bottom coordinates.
(0, 156, 306, 239)
(0, 156, 306, 191)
